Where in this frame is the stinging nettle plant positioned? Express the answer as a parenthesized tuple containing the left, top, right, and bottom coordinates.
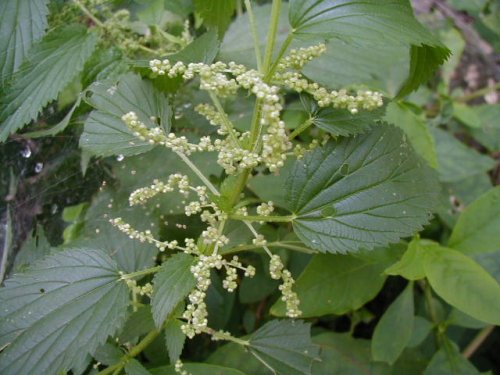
(1, 0, 500, 375)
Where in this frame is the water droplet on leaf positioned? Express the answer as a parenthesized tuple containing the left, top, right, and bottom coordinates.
(116, 154, 124, 162)
(321, 206, 337, 218)
(20, 146, 32, 158)
(34, 162, 43, 173)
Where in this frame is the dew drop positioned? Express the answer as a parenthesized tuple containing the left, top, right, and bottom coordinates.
(402, 210, 407, 215)
(34, 162, 43, 173)
(116, 154, 124, 162)
(51, 204, 59, 214)
(20, 146, 32, 158)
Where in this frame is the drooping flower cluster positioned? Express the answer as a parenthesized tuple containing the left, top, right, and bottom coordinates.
(182, 253, 255, 338)
(269, 254, 302, 318)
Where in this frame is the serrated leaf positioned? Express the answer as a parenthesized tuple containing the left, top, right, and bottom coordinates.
(164, 319, 186, 363)
(372, 282, 414, 364)
(385, 102, 438, 168)
(248, 320, 319, 375)
(12, 225, 51, 273)
(118, 306, 156, 343)
(194, 0, 235, 36)
(0, 25, 98, 141)
(286, 124, 439, 253)
(422, 243, 500, 325)
(301, 94, 385, 137)
(271, 247, 400, 317)
(0, 248, 129, 375)
(80, 73, 171, 157)
(448, 187, 500, 254)
(431, 127, 495, 183)
(0, 0, 49, 84)
(151, 253, 196, 327)
(289, 0, 449, 95)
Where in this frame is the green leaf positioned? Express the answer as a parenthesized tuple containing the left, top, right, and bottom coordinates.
(431, 127, 495, 183)
(469, 104, 500, 152)
(93, 343, 123, 366)
(407, 316, 432, 348)
(164, 319, 186, 363)
(0, 248, 129, 375)
(312, 333, 384, 374)
(396, 44, 450, 98)
(448, 187, 500, 254)
(194, 0, 235, 36)
(385, 239, 427, 280)
(287, 124, 439, 253)
(219, 4, 291, 69)
(453, 102, 482, 128)
(151, 253, 196, 327)
(80, 72, 171, 157)
(207, 342, 267, 374)
(303, 38, 409, 97)
(118, 306, 156, 343)
(301, 94, 386, 137)
(372, 282, 414, 365)
(0, 0, 49, 84)
(289, 0, 449, 95)
(271, 248, 399, 317)
(13, 225, 51, 273)
(385, 102, 438, 168)
(150, 363, 245, 375)
(423, 340, 480, 375)
(248, 320, 319, 375)
(0, 25, 98, 141)
(422, 243, 500, 325)
(125, 359, 152, 375)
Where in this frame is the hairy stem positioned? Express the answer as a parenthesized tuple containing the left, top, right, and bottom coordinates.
(120, 265, 162, 280)
(289, 117, 314, 140)
(73, 0, 105, 28)
(457, 81, 500, 102)
(208, 91, 241, 147)
(262, 0, 282, 74)
(97, 328, 161, 375)
(175, 152, 220, 196)
(229, 214, 295, 222)
(266, 32, 293, 81)
(462, 325, 495, 359)
(244, 0, 263, 73)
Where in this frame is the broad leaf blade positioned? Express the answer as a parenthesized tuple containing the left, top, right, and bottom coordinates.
(371, 282, 414, 364)
(271, 248, 399, 317)
(0, 248, 129, 375)
(151, 253, 196, 327)
(80, 73, 171, 157)
(0, 25, 98, 140)
(385, 102, 438, 168)
(423, 340, 480, 375)
(422, 243, 500, 326)
(287, 124, 439, 253)
(194, 0, 235, 36)
(448, 187, 500, 254)
(248, 320, 319, 375)
(0, 0, 49, 84)
(301, 94, 386, 137)
(164, 319, 186, 363)
(150, 363, 245, 375)
(289, 0, 449, 95)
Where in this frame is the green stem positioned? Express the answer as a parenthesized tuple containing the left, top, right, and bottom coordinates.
(244, 0, 263, 73)
(120, 265, 162, 280)
(227, 169, 250, 207)
(175, 152, 220, 196)
(97, 329, 161, 375)
(208, 92, 241, 147)
(462, 325, 495, 359)
(157, 28, 184, 45)
(137, 44, 156, 54)
(457, 81, 500, 102)
(73, 0, 105, 28)
(222, 241, 316, 255)
(423, 280, 439, 325)
(265, 32, 293, 81)
(288, 117, 314, 140)
(229, 214, 295, 222)
(262, 0, 282, 75)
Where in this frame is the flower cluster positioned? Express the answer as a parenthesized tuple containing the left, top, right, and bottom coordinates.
(129, 174, 190, 206)
(277, 43, 327, 71)
(119, 272, 154, 296)
(269, 254, 302, 318)
(182, 254, 255, 338)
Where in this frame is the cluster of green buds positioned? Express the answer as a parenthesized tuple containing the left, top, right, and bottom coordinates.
(112, 41, 388, 344)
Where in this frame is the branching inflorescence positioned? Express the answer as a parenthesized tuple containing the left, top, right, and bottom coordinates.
(113, 41, 384, 351)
